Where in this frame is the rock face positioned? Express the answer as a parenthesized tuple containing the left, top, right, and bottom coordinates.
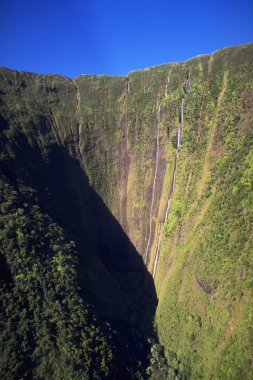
(0, 42, 253, 378)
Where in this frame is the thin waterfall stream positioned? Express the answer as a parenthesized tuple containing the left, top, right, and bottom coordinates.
(117, 95, 129, 230)
(165, 68, 172, 97)
(152, 77, 188, 278)
(73, 82, 84, 168)
(144, 105, 161, 264)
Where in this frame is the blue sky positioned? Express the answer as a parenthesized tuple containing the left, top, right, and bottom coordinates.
(1, 0, 252, 77)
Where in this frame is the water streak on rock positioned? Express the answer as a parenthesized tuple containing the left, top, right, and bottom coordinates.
(165, 68, 172, 97)
(152, 94, 185, 278)
(144, 105, 161, 264)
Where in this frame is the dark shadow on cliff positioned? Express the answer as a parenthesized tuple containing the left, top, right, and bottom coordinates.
(1, 131, 158, 378)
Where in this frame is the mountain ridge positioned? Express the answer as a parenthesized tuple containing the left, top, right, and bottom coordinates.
(1, 41, 252, 80)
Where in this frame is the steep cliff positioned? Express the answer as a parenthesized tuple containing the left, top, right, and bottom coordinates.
(74, 43, 253, 378)
(0, 68, 158, 379)
(0, 42, 252, 379)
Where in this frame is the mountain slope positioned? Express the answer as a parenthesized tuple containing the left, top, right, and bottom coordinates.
(0, 42, 252, 379)
(0, 68, 158, 379)
(73, 44, 253, 378)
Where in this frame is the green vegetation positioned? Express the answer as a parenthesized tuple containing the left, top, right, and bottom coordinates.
(146, 343, 187, 380)
(0, 68, 158, 379)
(0, 42, 252, 379)
(155, 43, 253, 379)
(0, 178, 113, 379)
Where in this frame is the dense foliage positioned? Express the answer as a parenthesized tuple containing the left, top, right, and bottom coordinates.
(0, 177, 114, 379)
(146, 343, 187, 380)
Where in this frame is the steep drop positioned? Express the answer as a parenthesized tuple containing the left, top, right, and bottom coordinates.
(144, 104, 161, 264)
(153, 92, 186, 278)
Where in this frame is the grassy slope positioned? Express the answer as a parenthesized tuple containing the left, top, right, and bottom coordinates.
(155, 43, 253, 379)
(73, 44, 253, 378)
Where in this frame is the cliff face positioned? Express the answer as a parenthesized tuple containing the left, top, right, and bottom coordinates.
(0, 42, 253, 378)
(0, 68, 158, 379)
(74, 44, 253, 378)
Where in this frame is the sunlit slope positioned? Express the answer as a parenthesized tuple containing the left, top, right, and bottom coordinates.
(154, 44, 253, 379)
(70, 44, 253, 378)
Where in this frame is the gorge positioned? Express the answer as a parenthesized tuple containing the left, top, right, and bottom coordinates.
(0, 42, 253, 379)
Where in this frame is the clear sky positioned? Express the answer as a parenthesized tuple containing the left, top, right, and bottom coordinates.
(1, 0, 252, 78)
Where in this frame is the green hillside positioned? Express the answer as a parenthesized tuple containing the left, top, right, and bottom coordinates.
(0, 42, 252, 379)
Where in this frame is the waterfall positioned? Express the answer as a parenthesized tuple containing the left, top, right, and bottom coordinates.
(73, 82, 84, 169)
(185, 70, 191, 93)
(164, 83, 168, 97)
(152, 224, 163, 277)
(144, 105, 161, 264)
(180, 98, 184, 125)
(165, 69, 172, 97)
(165, 199, 171, 221)
(152, 91, 186, 278)
(172, 165, 177, 192)
(165, 84, 168, 97)
(117, 91, 129, 232)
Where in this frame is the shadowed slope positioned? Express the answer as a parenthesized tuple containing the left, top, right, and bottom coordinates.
(0, 69, 158, 379)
